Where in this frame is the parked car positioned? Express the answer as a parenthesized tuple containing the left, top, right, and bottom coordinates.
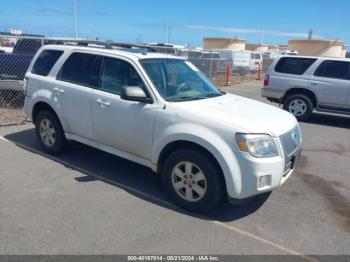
(0, 46, 14, 54)
(279, 50, 298, 56)
(262, 56, 350, 120)
(0, 38, 44, 93)
(24, 44, 302, 212)
(147, 43, 177, 55)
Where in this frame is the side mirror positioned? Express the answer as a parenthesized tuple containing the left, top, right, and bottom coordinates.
(120, 86, 152, 104)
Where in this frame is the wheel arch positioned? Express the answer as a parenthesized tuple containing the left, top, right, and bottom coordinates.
(157, 140, 222, 175)
(282, 88, 318, 107)
(32, 101, 64, 129)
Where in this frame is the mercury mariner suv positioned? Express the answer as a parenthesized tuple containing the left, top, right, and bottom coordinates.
(24, 44, 302, 212)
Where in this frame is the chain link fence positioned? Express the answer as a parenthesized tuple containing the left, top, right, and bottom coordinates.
(0, 35, 273, 126)
(0, 35, 43, 125)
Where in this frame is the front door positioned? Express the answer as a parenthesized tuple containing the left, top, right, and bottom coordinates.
(92, 56, 157, 160)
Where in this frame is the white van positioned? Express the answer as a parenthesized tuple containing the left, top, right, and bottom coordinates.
(249, 52, 263, 71)
(214, 49, 250, 75)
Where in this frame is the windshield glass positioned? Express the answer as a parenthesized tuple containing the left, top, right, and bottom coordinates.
(140, 59, 224, 102)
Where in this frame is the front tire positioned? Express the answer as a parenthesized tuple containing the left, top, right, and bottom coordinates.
(162, 149, 224, 212)
(35, 110, 67, 154)
(283, 94, 313, 121)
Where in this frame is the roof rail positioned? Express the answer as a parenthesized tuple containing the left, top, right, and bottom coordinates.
(44, 39, 157, 52)
(110, 42, 156, 52)
(44, 39, 114, 49)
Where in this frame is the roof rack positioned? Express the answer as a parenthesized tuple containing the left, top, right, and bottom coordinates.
(44, 39, 157, 52)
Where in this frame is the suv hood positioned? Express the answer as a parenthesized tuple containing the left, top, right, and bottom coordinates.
(171, 93, 297, 137)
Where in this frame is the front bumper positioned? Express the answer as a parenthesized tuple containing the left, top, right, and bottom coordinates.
(227, 147, 301, 203)
(223, 126, 302, 201)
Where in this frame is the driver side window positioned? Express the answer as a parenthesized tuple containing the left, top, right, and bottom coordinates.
(99, 57, 145, 95)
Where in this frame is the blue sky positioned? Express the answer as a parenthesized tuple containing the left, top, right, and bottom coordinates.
(0, 0, 349, 49)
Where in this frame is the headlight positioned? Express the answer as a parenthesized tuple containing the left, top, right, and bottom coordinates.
(236, 134, 278, 158)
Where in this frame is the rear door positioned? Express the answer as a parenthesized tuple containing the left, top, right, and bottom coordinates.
(55, 52, 98, 138)
(311, 60, 350, 108)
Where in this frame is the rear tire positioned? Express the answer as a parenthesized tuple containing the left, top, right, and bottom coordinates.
(283, 94, 313, 121)
(35, 110, 67, 154)
(162, 149, 224, 212)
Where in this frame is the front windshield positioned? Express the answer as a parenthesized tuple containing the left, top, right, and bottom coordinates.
(140, 59, 224, 102)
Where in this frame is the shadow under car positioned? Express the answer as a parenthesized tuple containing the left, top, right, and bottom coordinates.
(4, 127, 271, 221)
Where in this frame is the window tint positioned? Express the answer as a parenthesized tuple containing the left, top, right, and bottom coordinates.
(32, 50, 63, 76)
(99, 57, 145, 94)
(58, 53, 98, 87)
(314, 60, 350, 80)
(275, 57, 316, 75)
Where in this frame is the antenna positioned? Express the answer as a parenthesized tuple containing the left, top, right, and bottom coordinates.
(260, 26, 264, 44)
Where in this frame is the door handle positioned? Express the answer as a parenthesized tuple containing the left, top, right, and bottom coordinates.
(310, 82, 318, 86)
(53, 87, 64, 94)
(96, 99, 111, 107)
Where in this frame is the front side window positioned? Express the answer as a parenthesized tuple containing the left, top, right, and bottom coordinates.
(57, 52, 98, 87)
(275, 57, 316, 75)
(98, 57, 145, 95)
(140, 59, 223, 102)
(314, 60, 350, 80)
(32, 50, 63, 76)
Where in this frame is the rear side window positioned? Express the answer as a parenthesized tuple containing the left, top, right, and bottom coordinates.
(314, 60, 350, 80)
(32, 50, 63, 76)
(57, 53, 98, 87)
(275, 57, 316, 75)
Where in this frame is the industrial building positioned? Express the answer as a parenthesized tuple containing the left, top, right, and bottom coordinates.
(202, 36, 348, 58)
(288, 39, 346, 58)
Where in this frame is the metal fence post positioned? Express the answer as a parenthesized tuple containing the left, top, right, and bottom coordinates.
(225, 64, 230, 86)
(257, 64, 262, 80)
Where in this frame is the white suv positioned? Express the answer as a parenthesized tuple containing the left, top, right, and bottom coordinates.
(24, 44, 302, 212)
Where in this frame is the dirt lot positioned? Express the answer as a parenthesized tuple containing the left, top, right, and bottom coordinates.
(0, 81, 349, 257)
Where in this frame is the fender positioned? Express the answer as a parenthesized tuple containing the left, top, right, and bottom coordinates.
(152, 123, 243, 198)
(28, 89, 68, 132)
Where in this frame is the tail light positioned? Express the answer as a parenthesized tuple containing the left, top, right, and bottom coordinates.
(263, 74, 269, 86)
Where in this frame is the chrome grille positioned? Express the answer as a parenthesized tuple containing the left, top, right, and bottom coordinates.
(279, 125, 301, 157)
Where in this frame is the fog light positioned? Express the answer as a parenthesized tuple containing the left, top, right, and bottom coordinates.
(258, 175, 272, 189)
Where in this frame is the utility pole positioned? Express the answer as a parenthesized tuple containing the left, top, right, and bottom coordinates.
(260, 26, 264, 45)
(166, 20, 170, 44)
(73, 0, 78, 39)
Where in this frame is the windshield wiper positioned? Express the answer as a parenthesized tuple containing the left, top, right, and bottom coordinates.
(203, 93, 223, 97)
(166, 96, 206, 102)
(193, 93, 224, 99)
(166, 93, 224, 102)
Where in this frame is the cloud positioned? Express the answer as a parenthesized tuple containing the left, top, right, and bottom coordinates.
(185, 24, 323, 38)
